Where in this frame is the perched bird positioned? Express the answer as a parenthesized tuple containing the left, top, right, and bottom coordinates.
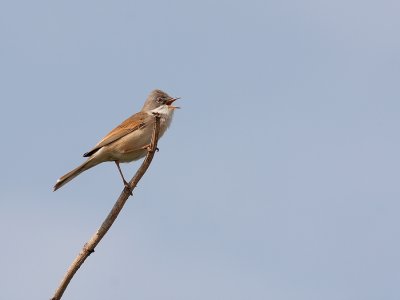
(53, 89, 179, 191)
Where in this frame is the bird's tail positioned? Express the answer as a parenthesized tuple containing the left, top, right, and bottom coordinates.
(53, 159, 98, 191)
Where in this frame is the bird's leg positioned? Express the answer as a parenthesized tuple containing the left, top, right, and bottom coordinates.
(139, 144, 159, 152)
(114, 161, 133, 195)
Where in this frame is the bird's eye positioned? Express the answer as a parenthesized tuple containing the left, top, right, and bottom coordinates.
(156, 97, 164, 103)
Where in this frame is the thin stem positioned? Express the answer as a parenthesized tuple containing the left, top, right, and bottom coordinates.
(51, 114, 161, 300)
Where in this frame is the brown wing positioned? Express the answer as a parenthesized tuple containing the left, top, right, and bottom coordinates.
(83, 111, 149, 157)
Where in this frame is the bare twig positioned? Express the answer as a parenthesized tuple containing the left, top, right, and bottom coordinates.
(51, 114, 161, 300)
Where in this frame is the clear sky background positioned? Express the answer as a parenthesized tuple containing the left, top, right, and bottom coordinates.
(1, 1, 399, 299)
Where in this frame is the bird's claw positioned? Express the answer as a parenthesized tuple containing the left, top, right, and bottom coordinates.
(143, 144, 159, 152)
(124, 181, 133, 196)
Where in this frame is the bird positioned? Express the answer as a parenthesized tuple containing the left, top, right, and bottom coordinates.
(53, 89, 180, 192)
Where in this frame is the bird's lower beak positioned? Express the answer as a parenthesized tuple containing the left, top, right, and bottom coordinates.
(166, 97, 181, 109)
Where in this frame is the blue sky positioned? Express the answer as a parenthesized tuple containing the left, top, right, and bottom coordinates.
(1, 1, 400, 299)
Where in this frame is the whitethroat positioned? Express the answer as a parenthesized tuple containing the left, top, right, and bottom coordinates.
(53, 89, 180, 191)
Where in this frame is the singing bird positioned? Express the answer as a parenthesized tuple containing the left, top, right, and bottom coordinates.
(53, 89, 179, 191)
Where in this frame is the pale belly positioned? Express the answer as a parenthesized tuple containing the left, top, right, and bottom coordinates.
(96, 118, 169, 163)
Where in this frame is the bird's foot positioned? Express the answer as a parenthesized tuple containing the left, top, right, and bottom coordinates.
(141, 144, 159, 153)
(123, 181, 133, 196)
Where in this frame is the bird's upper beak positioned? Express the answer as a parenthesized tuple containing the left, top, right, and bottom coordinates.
(166, 97, 181, 109)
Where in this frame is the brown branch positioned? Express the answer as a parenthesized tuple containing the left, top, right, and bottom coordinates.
(51, 114, 161, 300)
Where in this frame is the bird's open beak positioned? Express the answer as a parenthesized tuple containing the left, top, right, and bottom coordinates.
(166, 97, 181, 109)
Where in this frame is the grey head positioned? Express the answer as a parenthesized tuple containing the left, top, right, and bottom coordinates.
(141, 89, 176, 112)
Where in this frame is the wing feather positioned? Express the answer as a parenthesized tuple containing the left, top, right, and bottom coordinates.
(83, 111, 149, 157)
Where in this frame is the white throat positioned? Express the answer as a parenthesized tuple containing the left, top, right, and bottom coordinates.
(148, 105, 175, 134)
(150, 104, 173, 116)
